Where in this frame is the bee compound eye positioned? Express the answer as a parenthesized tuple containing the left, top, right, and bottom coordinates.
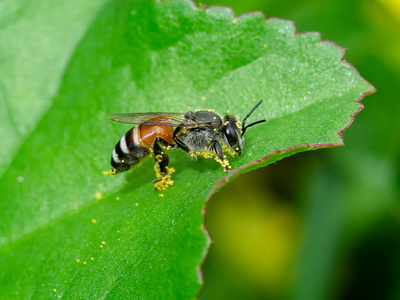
(225, 125, 238, 146)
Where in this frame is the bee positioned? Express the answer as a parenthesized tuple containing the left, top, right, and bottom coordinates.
(104, 100, 266, 190)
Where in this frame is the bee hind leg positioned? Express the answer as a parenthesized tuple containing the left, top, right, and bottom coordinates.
(152, 137, 175, 191)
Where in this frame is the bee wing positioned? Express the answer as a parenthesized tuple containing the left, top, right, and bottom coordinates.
(107, 112, 188, 126)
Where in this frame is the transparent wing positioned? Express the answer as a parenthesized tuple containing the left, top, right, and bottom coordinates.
(107, 112, 188, 126)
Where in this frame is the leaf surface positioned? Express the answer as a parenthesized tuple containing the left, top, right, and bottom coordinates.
(0, 0, 374, 298)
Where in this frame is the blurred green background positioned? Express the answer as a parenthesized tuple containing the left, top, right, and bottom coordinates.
(199, 0, 400, 299)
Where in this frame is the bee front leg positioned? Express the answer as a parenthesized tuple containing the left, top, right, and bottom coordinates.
(214, 140, 231, 172)
(152, 137, 175, 191)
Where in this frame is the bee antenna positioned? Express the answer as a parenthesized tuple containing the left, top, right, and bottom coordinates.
(242, 100, 266, 135)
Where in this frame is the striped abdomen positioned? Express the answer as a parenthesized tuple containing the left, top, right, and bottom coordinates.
(111, 126, 148, 173)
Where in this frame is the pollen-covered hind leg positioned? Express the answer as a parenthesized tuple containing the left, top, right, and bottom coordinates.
(152, 137, 175, 191)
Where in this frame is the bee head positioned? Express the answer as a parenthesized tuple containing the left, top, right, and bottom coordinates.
(222, 116, 244, 155)
(222, 100, 265, 156)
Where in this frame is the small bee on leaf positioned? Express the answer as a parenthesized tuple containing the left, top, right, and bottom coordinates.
(104, 100, 265, 190)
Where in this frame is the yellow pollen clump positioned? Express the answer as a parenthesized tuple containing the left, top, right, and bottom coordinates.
(210, 89, 214, 93)
(91, 257, 94, 261)
(91, 219, 97, 224)
(116, 196, 120, 201)
(222, 145, 236, 157)
(201, 96, 206, 102)
(95, 192, 102, 200)
(195, 150, 214, 159)
(232, 19, 237, 24)
(263, 44, 268, 48)
(103, 169, 116, 176)
(135, 203, 139, 206)
(76, 259, 80, 263)
(215, 156, 232, 172)
(83, 261, 87, 265)
(155, 154, 163, 163)
(153, 165, 175, 191)
(159, 194, 164, 197)
(101, 241, 106, 245)
(100, 245, 103, 248)
(53, 289, 57, 292)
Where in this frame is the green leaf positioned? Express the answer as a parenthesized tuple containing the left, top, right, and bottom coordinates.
(0, 0, 374, 298)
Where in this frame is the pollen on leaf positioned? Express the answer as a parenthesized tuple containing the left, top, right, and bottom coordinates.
(116, 196, 120, 201)
(159, 194, 164, 197)
(83, 261, 87, 265)
(263, 44, 268, 48)
(100, 245, 103, 248)
(91, 257, 94, 261)
(210, 89, 214, 93)
(53, 289, 57, 292)
(91, 219, 97, 224)
(135, 203, 139, 206)
(101, 241, 106, 245)
(76, 259, 80, 263)
(201, 96, 206, 102)
(95, 192, 102, 200)
(232, 19, 237, 24)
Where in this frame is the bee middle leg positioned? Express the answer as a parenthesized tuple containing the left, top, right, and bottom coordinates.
(152, 137, 175, 190)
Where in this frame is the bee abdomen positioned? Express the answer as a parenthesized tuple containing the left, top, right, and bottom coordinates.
(111, 127, 148, 173)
